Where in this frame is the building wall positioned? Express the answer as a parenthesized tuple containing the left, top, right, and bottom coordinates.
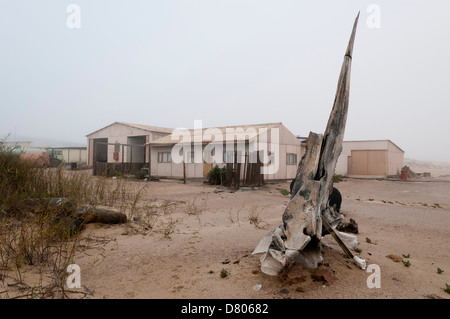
(150, 124, 303, 181)
(87, 123, 170, 166)
(348, 150, 387, 175)
(334, 140, 404, 176)
(107, 136, 128, 164)
(263, 124, 302, 180)
(150, 145, 203, 178)
(387, 141, 405, 176)
(127, 136, 146, 163)
(61, 148, 87, 164)
(335, 140, 386, 175)
(88, 139, 94, 166)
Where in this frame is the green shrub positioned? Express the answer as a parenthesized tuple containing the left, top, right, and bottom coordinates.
(133, 170, 147, 180)
(207, 165, 226, 185)
(220, 268, 228, 278)
(402, 260, 411, 267)
(445, 283, 450, 294)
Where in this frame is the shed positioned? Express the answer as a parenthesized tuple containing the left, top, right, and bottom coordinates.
(335, 140, 404, 177)
(48, 147, 87, 166)
(86, 122, 172, 176)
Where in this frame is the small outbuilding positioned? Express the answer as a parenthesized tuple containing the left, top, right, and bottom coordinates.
(86, 122, 172, 176)
(335, 140, 404, 177)
(48, 147, 87, 167)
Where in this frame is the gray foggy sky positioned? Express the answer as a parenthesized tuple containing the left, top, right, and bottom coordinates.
(1, 0, 449, 162)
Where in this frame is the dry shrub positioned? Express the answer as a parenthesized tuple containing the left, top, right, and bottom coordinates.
(248, 206, 267, 229)
(0, 143, 109, 297)
(0, 140, 153, 298)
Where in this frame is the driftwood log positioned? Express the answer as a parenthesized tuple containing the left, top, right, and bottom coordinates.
(24, 197, 127, 234)
(253, 13, 362, 275)
(72, 206, 127, 224)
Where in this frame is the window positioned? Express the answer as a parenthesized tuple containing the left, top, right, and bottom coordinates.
(158, 152, 172, 163)
(286, 153, 297, 165)
(186, 151, 195, 163)
(223, 151, 236, 163)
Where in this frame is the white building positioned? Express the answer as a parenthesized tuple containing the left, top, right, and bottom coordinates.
(48, 147, 87, 166)
(335, 140, 404, 177)
(86, 122, 172, 175)
(149, 122, 303, 181)
(86, 121, 304, 182)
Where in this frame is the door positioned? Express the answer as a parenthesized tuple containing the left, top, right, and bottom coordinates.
(203, 162, 213, 177)
(349, 150, 387, 175)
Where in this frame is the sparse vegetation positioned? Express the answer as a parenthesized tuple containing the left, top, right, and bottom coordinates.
(354, 247, 362, 253)
(402, 253, 410, 258)
(445, 283, 450, 294)
(0, 141, 152, 298)
(437, 268, 444, 274)
(280, 189, 290, 196)
(128, 184, 148, 220)
(0, 143, 88, 298)
(248, 207, 266, 229)
(207, 165, 226, 185)
(402, 260, 411, 267)
(220, 268, 228, 278)
(228, 205, 244, 226)
(133, 170, 147, 180)
(185, 194, 207, 215)
(160, 217, 181, 239)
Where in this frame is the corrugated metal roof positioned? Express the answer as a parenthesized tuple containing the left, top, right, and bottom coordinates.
(149, 122, 283, 145)
(116, 122, 173, 133)
(343, 139, 404, 153)
(86, 122, 173, 137)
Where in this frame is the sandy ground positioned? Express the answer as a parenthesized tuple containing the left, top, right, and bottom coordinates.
(64, 169, 450, 300)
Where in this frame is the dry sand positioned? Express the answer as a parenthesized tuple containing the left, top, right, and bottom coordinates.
(70, 169, 450, 300)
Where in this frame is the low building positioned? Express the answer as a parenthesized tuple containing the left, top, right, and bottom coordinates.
(86, 122, 404, 180)
(335, 140, 404, 177)
(149, 122, 303, 183)
(86, 121, 304, 183)
(48, 147, 87, 167)
(86, 122, 173, 176)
